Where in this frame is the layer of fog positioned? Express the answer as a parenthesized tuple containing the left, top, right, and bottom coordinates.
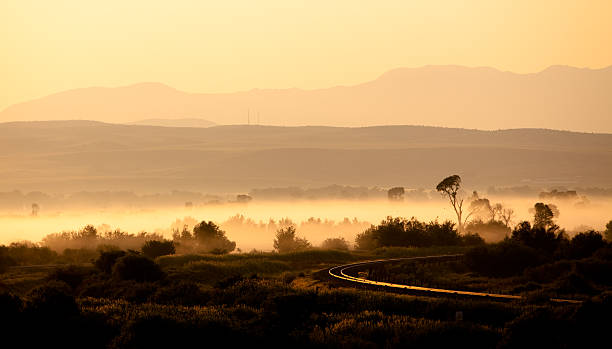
(1, 196, 611, 251)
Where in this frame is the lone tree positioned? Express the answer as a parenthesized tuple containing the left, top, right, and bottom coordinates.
(436, 175, 467, 233)
(192, 221, 236, 254)
(273, 226, 311, 253)
(531, 202, 557, 229)
(31, 203, 40, 216)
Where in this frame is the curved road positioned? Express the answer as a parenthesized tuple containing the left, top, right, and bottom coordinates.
(327, 255, 581, 304)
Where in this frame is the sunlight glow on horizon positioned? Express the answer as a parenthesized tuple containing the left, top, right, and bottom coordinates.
(1, 0, 611, 110)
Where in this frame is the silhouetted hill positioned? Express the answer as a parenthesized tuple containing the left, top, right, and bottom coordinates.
(1, 121, 610, 193)
(1, 65, 612, 132)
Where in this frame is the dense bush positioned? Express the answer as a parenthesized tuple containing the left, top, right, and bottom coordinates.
(465, 241, 546, 277)
(355, 217, 467, 250)
(141, 240, 176, 259)
(112, 255, 165, 282)
(26, 281, 79, 318)
(94, 250, 126, 273)
(320, 237, 350, 250)
(566, 231, 608, 259)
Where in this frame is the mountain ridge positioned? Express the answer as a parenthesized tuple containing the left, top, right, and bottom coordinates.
(2, 65, 612, 132)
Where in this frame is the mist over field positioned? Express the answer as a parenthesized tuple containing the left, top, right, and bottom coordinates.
(2, 194, 610, 251)
(1, 120, 610, 249)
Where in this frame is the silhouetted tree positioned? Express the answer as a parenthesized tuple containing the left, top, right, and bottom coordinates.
(468, 192, 493, 222)
(192, 221, 236, 253)
(511, 221, 565, 254)
(531, 203, 557, 229)
(501, 207, 515, 227)
(436, 175, 467, 233)
(273, 226, 311, 253)
(605, 220, 612, 241)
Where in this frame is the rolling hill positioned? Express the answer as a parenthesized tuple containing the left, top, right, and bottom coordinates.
(0, 121, 610, 193)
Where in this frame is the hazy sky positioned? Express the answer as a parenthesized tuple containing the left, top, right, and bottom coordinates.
(1, 0, 611, 110)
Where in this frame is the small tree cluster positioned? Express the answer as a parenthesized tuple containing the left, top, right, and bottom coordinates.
(273, 226, 311, 253)
(354, 216, 481, 250)
(173, 221, 236, 254)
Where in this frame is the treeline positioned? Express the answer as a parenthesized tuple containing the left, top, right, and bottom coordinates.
(0, 190, 224, 212)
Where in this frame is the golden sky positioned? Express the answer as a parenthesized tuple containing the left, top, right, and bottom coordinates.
(1, 0, 611, 110)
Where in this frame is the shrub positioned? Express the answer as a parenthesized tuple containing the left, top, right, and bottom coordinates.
(141, 240, 176, 259)
(462, 232, 485, 246)
(94, 250, 126, 273)
(320, 237, 350, 250)
(26, 281, 79, 318)
(567, 231, 607, 259)
(112, 255, 164, 282)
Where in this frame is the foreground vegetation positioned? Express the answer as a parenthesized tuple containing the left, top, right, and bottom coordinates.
(1, 210, 611, 348)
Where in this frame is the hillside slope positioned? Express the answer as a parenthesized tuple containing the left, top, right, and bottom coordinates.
(0, 121, 610, 193)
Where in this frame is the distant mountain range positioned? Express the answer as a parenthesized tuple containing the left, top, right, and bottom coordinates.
(1, 121, 610, 193)
(1, 65, 611, 132)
